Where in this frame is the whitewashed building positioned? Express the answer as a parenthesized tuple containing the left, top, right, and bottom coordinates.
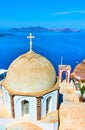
(1, 33, 59, 120)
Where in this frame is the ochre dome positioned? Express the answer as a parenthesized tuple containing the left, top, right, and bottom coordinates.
(3, 51, 56, 94)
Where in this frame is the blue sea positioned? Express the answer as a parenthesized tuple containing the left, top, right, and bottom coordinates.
(0, 30, 85, 75)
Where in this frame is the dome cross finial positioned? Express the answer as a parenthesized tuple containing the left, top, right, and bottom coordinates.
(27, 33, 35, 51)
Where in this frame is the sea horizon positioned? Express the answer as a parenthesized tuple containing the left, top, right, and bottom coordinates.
(0, 29, 85, 75)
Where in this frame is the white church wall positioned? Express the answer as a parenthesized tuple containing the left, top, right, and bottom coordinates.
(41, 90, 58, 118)
(2, 87, 5, 105)
(0, 119, 58, 130)
(14, 96, 37, 120)
(2, 87, 11, 115)
(29, 120, 58, 130)
(0, 85, 2, 89)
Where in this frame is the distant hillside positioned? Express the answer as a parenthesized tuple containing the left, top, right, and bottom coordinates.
(9, 26, 81, 33)
(52, 28, 80, 32)
(0, 33, 15, 37)
(9, 26, 48, 33)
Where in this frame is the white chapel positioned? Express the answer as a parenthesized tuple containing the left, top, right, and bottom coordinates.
(1, 33, 59, 120)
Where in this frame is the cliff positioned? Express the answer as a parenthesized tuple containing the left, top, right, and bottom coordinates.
(71, 60, 85, 80)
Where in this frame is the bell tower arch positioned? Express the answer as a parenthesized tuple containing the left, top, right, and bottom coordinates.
(58, 65, 71, 84)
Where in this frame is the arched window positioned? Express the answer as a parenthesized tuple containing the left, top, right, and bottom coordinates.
(62, 71, 67, 81)
(21, 100, 29, 116)
(46, 96, 52, 114)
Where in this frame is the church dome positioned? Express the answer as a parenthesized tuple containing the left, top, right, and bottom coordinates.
(3, 51, 56, 94)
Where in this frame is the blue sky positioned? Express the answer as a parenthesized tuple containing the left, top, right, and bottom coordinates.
(0, 0, 85, 28)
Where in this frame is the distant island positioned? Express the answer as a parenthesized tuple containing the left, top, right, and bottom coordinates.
(0, 33, 15, 37)
(9, 26, 80, 33)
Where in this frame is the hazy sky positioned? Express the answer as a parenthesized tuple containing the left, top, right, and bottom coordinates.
(0, 0, 85, 28)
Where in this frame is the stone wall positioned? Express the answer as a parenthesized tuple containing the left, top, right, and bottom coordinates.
(59, 102, 85, 130)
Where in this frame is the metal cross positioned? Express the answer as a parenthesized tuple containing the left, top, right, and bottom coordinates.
(27, 33, 35, 51)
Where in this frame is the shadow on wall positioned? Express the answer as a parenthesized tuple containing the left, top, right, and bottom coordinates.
(58, 93, 63, 107)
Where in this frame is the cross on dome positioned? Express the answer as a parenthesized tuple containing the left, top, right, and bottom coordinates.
(27, 33, 35, 51)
